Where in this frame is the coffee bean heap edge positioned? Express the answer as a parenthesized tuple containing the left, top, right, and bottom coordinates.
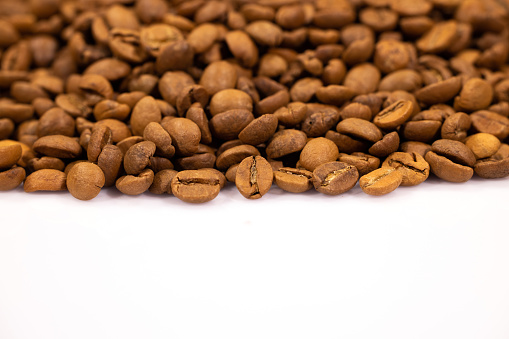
(1, 0, 509, 202)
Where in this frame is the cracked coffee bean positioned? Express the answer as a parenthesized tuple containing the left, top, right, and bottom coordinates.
(235, 155, 273, 199)
(312, 161, 359, 196)
(360, 168, 403, 196)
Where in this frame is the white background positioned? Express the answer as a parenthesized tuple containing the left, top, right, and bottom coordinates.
(1, 176, 508, 339)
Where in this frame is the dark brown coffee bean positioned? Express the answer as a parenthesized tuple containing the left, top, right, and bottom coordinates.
(369, 131, 400, 157)
(382, 152, 430, 186)
(67, 162, 105, 201)
(312, 161, 359, 196)
(274, 167, 313, 193)
(97, 145, 123, 187)
(0, 143, 22, 170)
(338, 152, 380, 176)
(465, 133, 501, 159)
(116, 169, 154, 196)
(470, 110, 509, 140)
(161, 117, 201, 156)
(33, 135, 81, 159)
(235, 155, 273, 199)
(359, 167, 403, 196)
(124, 141, 156, 175)
(87, 125, 112, 162)
(336, 118, 383, 143)
(24, 169, 66, 192)
(171, 169, 221, 203)
(0, 167, 26, 191)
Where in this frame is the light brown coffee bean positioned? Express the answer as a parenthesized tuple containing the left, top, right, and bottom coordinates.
(401, 120, 442, 143)
(474, 144, 509, 179)
(274, 167, 313, 193)
(216, 144, 260, 170)
(142, 122, 175, 158)
(0, 143, 22, 170)
(87, 125, 112, 162)
(0, 101, 34, 123)
(312, 161, 359, 196)
(108, 28, 147, 64)
(185, 103, 212, 145)
(338, 152, 380, 176)
(238, 114, 278, 146)
(359, 167, 403, 196)
(130, 96, 162, 136)
(235, 155, 273, 199)
(416, 20, 458, 54)
(343, 63, 381, 95)
(93, 100, 130, 121)
(299, 137, 339, 172)
(209, 89, 253, 116)
(465, 133, 501, 159)
(199, 61, 237, 95)
(171, 169, 221, 203)
(336, 118, 383, 143)
(161, 117, 201, 156)
(97, 145, 123, 187)
(84, 58, 132, 81)
(0, 167, 26, 191)
(273, 102, 307, 127)
(67, 162, 105, 201)
(116, 169, 154, 195)
(124, 141, 156, 175)
(28, 156, 65, 172)
(33, 135, 82, 159)
(373, 100, 413, 130)
(440, 112, 471, 141)
(225, 30, 259, 68)
(415, 76, 462, 105)
(470, 111, 509, 140)
(94, 119, 132, 143)
(454, 78, 493, 112)
(149, 169, 178, 195)
(24, 169, 66, 192)
(37, 107, 75, 138)
(382, 152, 430, 186)
(245, 20, 283, 46)
(425, 151, 474, 183)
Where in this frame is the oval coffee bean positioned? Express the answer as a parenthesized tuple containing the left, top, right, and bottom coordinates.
(299, 137, 339, 172)
(235, 155, 273, 199)
(171, 169, 222, 203)
(274, 167, 313, 193)
(124, 141, 156, 175)
(0, 167, 26, 191)
(0, 143, 22, 170)
(67, 162, 105, 201)
(382, 152, 430, 186)
(312, 161, 359, 196)
(32, 135, 82, 159)
(425, 151, 474, 183)
(373, 100, 413, 130)
(24, 169, 67, 192)
(359, 168, 403, 196)
(116, 169, 155, 196)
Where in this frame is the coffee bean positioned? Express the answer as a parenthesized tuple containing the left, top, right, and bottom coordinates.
(415, 76, 462, 105)
(143, 122, 175, 158)
(171, 169, 222, 203)
(359, 167, 403, 196)
(87, 125, 112, 162)
(67, 162, 105, 201)
(93, 100, 131, 121)
(235, 155, 273, 199)
(124, 141, 156, 175)
(441, 113, 471, 141)
(474, 144, 509, 179)
(199, 61, 237, 95)
(338, 152, 380, 176)
(274, 167, 313, 193)
(116, 169, 154, 196)
(299, 137, 339, 171)
(0, 167, 26, 191)
(369, 131, 400, 158)
(470, 110, 509, 140)
(216, 144, 260, 171)
(24, 169, 67, 192)
(162, 117, 201, 156)
(149, 169, 178, 195)
(28, 156, 65, 172)
(382, 152, 430, 186)
(209, 109, 254, 141)
(465, 133, 501, 159)
(454, 78, 493, 112)
(312, 161, 359, 195)
(209, 89, 253, 116)
(373, 100, 413, 130)
(336, 118, 383, 143)
(425, 151, 474, 183)
(238, 114, 278, 146)
(431, 139, 476, 168)
(0, 143, 22, 170)
(33, 135, 82, 159)
(266, 129, 308, 159)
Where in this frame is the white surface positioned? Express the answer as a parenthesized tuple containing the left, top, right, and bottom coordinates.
(1, 177, 509, 339)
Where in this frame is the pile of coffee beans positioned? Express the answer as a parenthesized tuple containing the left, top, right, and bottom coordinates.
(1, 0, 509, 203)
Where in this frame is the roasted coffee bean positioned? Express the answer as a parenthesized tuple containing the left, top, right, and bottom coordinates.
(336, 118, 383, 143)
(470, 111, 509, 140)
(441, 113, 471, 141)
(373, 100, 413, 130)
(338, 152, 380, 177)
(209, 89, 253, 116)
(216, 144, 260, 171)
(235, 155, 273, 199)
(0, 143, 22, 170)
(199, 61, 237, 95)
(299, 137, 339, 172)
(0, 167, 26, 191)
(425, 151, 474, 183)
(266, 129, 307, 159)
(209, 109, 254, 141)
(274, 167, 313, 193)
(238, 114, 278, 146)
(400, 141, 432, 158)
(24, 169, 67, 192)
(369, 131, 400, 158)
(382, 152, 430, 186)
(474, 144, 509, 179)
(162, 117, 202, 156)
(185, 104, 212, 145)
(171, 169, 222, 203)
(116, 169, 154, 196)
(124, 141, 156, 175)
(454, 78, 493, 112)
(149, 169, 178, 195)
(312, 161, 359, 196)
(28, 157, 65, 172)
(465, 133, 501, 159)
(359, 168, 403, 196)
(32, 135, 81, 159)
(67, 162, 105, 201)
